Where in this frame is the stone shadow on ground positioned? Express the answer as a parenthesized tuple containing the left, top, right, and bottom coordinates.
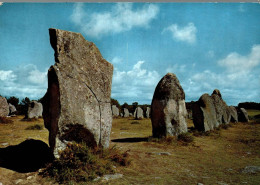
(0, 139, 54, 173)
(111, 137, 149, 143)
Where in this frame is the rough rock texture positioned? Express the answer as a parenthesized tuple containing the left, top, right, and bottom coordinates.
(0, 96, 9, 117)
(212, 89, 222, 98)
(151, 73, 188, 137)
(123, 108, 129, 117)
(27, 101, 43, 119)
(229, 106, 238, 123)
(112, 105, 119, 117)
(134, 107, 144, 120)
(145, 107, 151, 118)
(237, 108, 249, 122)
(8, 103, 16, 115)
(42, 28, 113, 157)
(211, 93, 230, 126)
(192, 93, 218, 131)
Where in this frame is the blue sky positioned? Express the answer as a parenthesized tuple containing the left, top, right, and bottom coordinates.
(0, 3, 259, 105)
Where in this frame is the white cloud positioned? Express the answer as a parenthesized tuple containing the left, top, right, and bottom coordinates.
(0, 64, 48, 100)
(71, 3, 159, 38)
(112, 60, 160, 104)
(111, 57, 123, 64)
(0, 2, 3, 6)
(183, 45, 260, 105)
(163, 22, 197, 44)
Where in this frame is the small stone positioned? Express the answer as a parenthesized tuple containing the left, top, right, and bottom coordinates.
(102, 173, 123, 181)
(15, 179, 23, 184)
(1, 143, 9, 146)
(242, 166, 260, 174)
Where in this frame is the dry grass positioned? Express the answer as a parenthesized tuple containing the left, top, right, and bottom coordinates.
(0, 113, 260, 185)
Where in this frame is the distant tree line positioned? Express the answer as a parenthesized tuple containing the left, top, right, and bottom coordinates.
(238, 102, 260, 110)
(110, 98, 150, 114)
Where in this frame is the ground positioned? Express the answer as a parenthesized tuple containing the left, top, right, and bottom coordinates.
(0, 110, 259, 185)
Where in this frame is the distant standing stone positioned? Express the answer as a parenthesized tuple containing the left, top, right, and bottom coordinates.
(134, 107, 144, 119)
(123, 108, 129, 117)
(0, 96, 9, 117)
(229, 106, 238, 123)
(42, 28, 113, 157)
(27, 101, 43, 119)
(151, 73, 188, 137)
(237, 108, 249, 122)
(145, 107, 151, 118)
(9, 103, 17, 115)
(112, 105, 119, 117)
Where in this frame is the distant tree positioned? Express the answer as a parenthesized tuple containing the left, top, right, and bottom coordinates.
(7, 96, 19, 107)
(17, 97, 31, 115)
(111, 98, 120, 108)
(238, 102, 260, 110)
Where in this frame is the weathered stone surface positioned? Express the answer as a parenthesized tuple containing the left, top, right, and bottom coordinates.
(237, 108, 249, 122)
(112, 105, 119, 117)
(211, 93, 230, 126)
(123, 108, 129, 117)
(151, 73, 188, 137)
(134, 107, 144, 119)
(27, 101, 43, 119)
(9, 103, 16, 115)
(42, 28, 113, 157)
(212, 89, 222, 98)
(0, 96, 9, 117)
(229, 106, 238, 123)
(192, 93, 218, 131)
(145, 107, 151, 118)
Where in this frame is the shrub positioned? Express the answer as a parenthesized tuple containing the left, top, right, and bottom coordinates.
(177, 132, 194, 143)
(0, 116, 13, 124)
(25, 124, 43, 130)
(40, 142, 130, 184)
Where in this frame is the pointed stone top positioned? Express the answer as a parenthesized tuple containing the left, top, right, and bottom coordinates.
(212, 89, 222, 98)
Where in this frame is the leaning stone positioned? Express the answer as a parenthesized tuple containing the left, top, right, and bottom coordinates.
(151, 73, 188, 137)
(9, 103, 17, 115)
(237, 108, 249, 122)
(42, 28, 113, 157)
(192, 93, 218, 131)
(134, 107, 144, 119)
(0, 96, 9, 117)
(27, 101, 43, 119)
(112, 105, 119, 117)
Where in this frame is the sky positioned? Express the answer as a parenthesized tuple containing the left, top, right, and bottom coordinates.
(0, 3, 259, 106)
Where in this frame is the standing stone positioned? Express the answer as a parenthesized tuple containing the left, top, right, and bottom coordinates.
(145, 107, 151, 118)
(229, 106, 238, 123)
(237, 108, 249, 122)
(151, 73, 188, 137)
(211, 90, 230, 125)
(123, 108, 129, 117)
(134, 107, 144, 120)
(0, 96, 9, 117)
(42, 28, 113, 157)
(129, 113, 133, 116)
(9, 103, 17, 115)
(112, 105, 119, 117)
(27, 101, 43, 119)
(192, 94, 218, 131)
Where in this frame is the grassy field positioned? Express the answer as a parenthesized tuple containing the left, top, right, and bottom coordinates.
(0, 111, 260, 185)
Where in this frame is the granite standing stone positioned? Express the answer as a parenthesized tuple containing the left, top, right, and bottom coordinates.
(134, 107, 144, 119)
(0, 96, 9, 117)
(123, 108, 129, 117)
(151, 73, 188, 137)
(112, 105, 119, 117)
(27, 101, 43, 119)
(237, 108, 249, 122)
(42, 28, 113, 157)
(8, 103, 17, 115)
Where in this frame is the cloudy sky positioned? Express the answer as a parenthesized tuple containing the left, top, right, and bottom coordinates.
(0, 3, 259, 105)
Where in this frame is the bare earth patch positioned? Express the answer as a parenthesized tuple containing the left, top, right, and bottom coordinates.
(0, 112, 260, 185)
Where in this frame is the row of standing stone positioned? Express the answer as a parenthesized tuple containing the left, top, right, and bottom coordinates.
(111, 105, 151, 119)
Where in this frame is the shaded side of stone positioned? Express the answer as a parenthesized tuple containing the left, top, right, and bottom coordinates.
(229, 106, 238, 123)
(237, 108, 249, 122)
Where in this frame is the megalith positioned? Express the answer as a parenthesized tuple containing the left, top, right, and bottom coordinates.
(0, 96, 9, 117)
(27, 101, 43, 119)
(151, 73, 188, 137)
(9, 103, 17, 115)
(192, 93, 218, 131)
(123, 108, 129, 117)
(42, 28, 113, 157)
(229, 106, 238, 123)
(237, 108, 249, 122)
(112, 105, 119, 117)
(145, 107, 151, 118)
(134, 107, 144, 119)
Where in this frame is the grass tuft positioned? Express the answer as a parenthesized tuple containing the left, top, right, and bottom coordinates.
(40, 142, 130, 184)
(177, 132, 194, 143)
(0, 116, 13, 124)
(131, 121, 140, 124)
(25, 124, 43, 130)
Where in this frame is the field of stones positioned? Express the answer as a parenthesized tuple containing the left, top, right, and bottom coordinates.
(0, 28, 260, 184)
